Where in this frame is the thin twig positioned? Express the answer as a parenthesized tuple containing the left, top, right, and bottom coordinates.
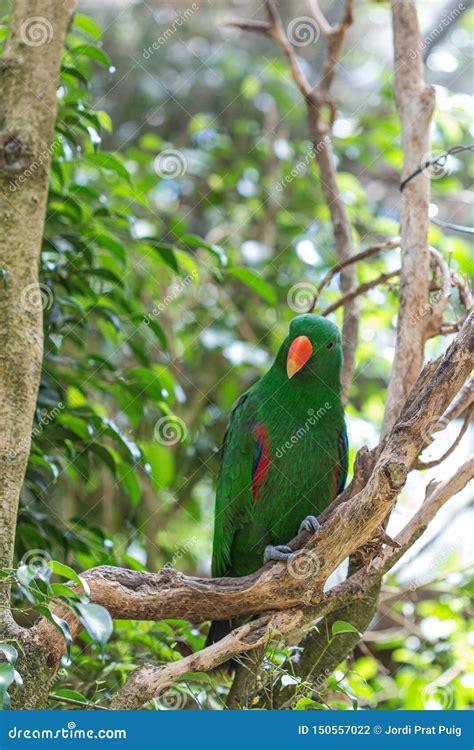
(415, 405, 473, 470)
(309, 237, 400, 311)
(48, 694, 109, 711)
(321, 270, 400, 316)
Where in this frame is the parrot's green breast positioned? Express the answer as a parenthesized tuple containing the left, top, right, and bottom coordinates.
(211, 314, 348, 578)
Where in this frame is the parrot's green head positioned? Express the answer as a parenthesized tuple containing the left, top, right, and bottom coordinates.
(275, 314, 343, 388)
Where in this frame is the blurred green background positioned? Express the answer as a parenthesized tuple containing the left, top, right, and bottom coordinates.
(0, 0, 472, 710)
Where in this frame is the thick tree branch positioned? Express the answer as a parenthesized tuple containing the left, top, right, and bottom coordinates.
(31, 312, 473, 685)
(381, 0, 436, 435)
(111, 450, 473, 710)
(0, 0, 75, 615)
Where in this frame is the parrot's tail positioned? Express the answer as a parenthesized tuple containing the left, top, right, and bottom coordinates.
(205, 619, 232, 648)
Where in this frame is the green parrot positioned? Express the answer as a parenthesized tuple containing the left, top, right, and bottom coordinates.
(206, 314, 348, 645)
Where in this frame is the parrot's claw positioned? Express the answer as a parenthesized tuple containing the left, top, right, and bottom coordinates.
(298, 514, 320, 534)
(263, 544, 294, 563)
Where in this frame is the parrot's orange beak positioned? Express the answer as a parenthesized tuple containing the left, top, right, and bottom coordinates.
(287, 335, 313, 379)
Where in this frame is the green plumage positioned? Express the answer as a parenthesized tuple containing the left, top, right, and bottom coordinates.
(211, 314, 348, 580)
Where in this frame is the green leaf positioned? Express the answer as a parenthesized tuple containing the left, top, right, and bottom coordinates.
(48, 561, 90, 595)
(227, 267, 276, 305)
(75, 602, 113, 649)
(70, 44, 110, 68)
(74, 14, 102, 40)
(84, 152, 131, 183)
(0, 643, 18, 665)
(0, 662, 15, 708)
(36, 605, 72, 660)
(96, 110, 113, 133)
(181, 233, 227, 266)
(331, 620, 362, 637)
(117, 463, 141, 506)
(52, 688, 88, 703)
(293, 697, 325, 710)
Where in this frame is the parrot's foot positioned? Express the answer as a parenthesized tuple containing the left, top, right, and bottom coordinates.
(298, 515, 320, 534)
(263, 544, 293, 563)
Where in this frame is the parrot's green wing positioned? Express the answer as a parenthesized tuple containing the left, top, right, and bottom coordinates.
(211, 389, 260, 577)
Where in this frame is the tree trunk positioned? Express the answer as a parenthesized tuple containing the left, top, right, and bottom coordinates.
(0, 0, 75, 707)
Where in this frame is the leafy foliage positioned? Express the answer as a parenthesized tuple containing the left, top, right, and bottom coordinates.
(0, 4, 472, 710)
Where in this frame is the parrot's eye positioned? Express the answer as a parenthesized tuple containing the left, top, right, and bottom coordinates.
(326, 342, 335, 350)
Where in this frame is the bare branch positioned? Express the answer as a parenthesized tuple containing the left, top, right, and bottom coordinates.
(228, 0, 357, 402)
(321, 270, 400, 317)
(443, 377, 474, 422)
(415, 405, 473, 470)
(309, 237, 401, 310)
(375, 455, 474, 574)
(32, 312, 473, 673)
(307, 0, 333, 37)
(381, 0, 436, 435)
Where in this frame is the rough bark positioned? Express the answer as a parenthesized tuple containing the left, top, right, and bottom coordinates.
(31, 312, 473, 683)
(0, 0, 75, 706)
(0, 0, 471, 712)
(381, 0, 436, 435)
(0, 0, 75, 612)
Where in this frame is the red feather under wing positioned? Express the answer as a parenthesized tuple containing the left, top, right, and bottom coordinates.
(251, 423, 270, 503)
